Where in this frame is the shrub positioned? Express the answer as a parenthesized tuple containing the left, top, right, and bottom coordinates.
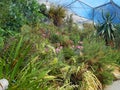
(95, 12, 116, 46)
(82, 37, 118, 85)
(70, 32, 80, 45)
(48, 5, 66, 26)
(66, 14, 74, 32)
(114, 24, 120, 49)
(50, 33, 62, 43)
(0, 0, 46, 31)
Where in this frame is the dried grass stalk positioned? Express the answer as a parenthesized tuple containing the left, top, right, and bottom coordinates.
(81, 70, 102, 90)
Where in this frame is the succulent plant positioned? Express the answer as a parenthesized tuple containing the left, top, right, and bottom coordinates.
(95, 12, 116, 46)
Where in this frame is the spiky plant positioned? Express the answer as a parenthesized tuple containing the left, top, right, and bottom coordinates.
(95, 12, 116, 46)
(48, 5, 66, 26)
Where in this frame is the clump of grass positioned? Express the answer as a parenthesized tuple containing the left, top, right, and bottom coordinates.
(81, 70, 102, 90)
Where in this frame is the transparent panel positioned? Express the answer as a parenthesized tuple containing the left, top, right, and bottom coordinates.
(77, 0, 110, 7)
(67, 1, 93, 19)
(48, 0, 76, 6)
(94, 3, 120, 23)
(46, 0, 120, 23)
(113, 0, 120, 6)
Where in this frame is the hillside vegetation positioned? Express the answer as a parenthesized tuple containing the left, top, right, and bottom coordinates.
(0, 0, 120, 90)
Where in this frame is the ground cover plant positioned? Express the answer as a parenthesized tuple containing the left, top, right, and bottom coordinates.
(0, 0, 120, 90)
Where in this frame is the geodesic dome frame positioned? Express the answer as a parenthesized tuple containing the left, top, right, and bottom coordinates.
(46, 0, 120, 23)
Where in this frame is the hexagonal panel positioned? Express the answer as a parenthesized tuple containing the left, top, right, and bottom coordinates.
(94, 3, 120, 23)
(47, 0, 120, 23)
(78, 0, 110, 8)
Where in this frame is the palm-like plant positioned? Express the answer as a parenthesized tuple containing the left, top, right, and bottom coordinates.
(95, 12, 116, 46)
(48, 5, 66, 26)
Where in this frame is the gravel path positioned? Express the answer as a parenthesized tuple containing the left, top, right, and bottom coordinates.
(104, 80, 120, 90)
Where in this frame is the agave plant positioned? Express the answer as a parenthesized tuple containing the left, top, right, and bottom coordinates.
(95, 12, 116, 46)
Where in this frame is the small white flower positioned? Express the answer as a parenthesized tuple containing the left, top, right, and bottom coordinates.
(0, 79, 9, 90)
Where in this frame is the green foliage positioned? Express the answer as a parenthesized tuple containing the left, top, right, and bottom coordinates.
(0, 28, 5, 49)
(66, 14, 74, 32)
(114, 24, 120, 49)
(10, 57, 54, 89)
(0, 0, 46, 31)
(39, 4, 47, 16)
(83, 23, 95, 31)
(0, 36, 31, 80)
(70, 32, 80, 45)
(0, 3, 120, 89)
(50, 33, 62, 43)
(0, 27, 18, 50)
(0, 32, 56, 89)
(82, 37, 119, 85)
(95, 13, 116, 46)
(63, 47, 75, 60)
(48, 5, 66, 26)
(99, 71, 114, 85)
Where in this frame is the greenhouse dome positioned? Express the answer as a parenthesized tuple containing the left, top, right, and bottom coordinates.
(45, 0, 120, 23)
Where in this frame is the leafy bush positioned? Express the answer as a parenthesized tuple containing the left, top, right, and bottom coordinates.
(50, 33, 62, 43)
(0, 31, 56, 89)
(39, 4, 47, 16)
(63, 47, 75, 60)
(1, 2, 120, 89)
(0, 36, 31, 79)
(98, 71, 114, 85)
(70, 32, 80, 45)
(0, 28, 5, 49)
(0, 27, 18, 50)
(66, 14, 74, 32)
(114, 24, 120, 49)
(0, 0, 46, 31)
(82, 37, 118, 85)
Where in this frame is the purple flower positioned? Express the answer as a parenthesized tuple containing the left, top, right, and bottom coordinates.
(55, 48, 61, 53)
(42, 34, 46, 37)
(55, 46, 63, 53)
(76, 45, 83, 49)
(60, 46, 63, 49)
(80, 46, 83, 49)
